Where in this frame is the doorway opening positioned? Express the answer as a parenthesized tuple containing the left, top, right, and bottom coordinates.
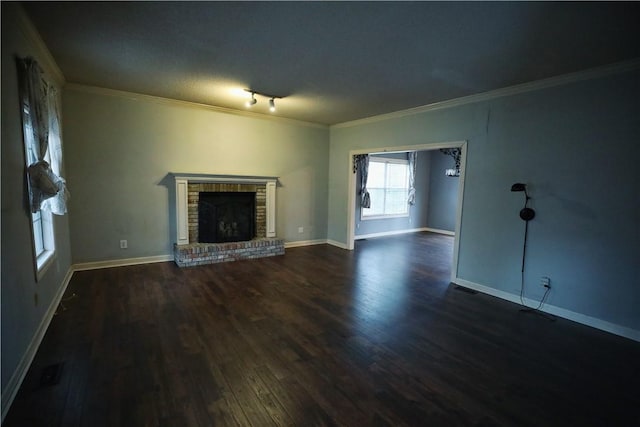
(347, 141, 467, 282)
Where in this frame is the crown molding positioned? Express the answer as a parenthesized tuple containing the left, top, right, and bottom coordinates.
(64, 84, 329, 130)
(14, 3, 66, 86)
(332, 58, 640, 129)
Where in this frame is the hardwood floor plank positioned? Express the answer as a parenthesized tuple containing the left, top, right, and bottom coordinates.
(4, 232, 640, 427)
(218, 361, 279, 427)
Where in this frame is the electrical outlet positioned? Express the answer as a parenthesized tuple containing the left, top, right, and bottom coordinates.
(541, 276, 551, 288)
(120, 239, 128, 249)
(298, 227, 304, 233)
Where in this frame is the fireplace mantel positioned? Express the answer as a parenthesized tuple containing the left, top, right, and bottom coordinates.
(172, 173, 278, 245)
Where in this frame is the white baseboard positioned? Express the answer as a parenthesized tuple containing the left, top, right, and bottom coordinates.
(284, 239, 327, 249)
(72, 254, 174, 271)
(454, 278, 640, 342)
(1, 267, 74, 422)
(424, 227, 455, 236)
(327, 239, 349, 249)
(287, 239, 351, 250)
(354, 227, 430, 240)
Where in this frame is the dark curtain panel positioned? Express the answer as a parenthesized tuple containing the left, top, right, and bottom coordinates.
(354, 154, 371, 208)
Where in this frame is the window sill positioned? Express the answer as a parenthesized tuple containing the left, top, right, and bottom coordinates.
(361, 213, 410, 221)
(35, 250, 56, 282)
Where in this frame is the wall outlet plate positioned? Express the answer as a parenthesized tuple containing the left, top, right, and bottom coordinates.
(120, 240, 128, 249)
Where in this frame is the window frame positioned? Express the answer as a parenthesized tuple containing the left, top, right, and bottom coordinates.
(21, 99, 56, 281)
(361, 156, 411, 220)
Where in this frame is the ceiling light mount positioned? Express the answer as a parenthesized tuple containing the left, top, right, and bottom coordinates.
(243, 89, 283, 113)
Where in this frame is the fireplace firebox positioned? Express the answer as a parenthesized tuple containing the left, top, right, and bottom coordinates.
(198, 192, 256, 243)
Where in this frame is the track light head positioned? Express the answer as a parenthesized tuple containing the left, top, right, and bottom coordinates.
(269, 98, 276, 112)
(245, 92, 257, 107)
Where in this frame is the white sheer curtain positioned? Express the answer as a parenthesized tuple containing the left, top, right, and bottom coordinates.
(18, 57, 69, 214)
(22, 58, 49, 160)
(42, 86, 69, 214)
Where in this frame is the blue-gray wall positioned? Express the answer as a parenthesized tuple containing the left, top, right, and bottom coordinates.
(329, 67, 640, 335)
(62, 88, 330, 263)
(427, 151, 460, 232)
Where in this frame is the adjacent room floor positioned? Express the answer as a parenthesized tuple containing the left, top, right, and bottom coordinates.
(4, 232, 639, 426)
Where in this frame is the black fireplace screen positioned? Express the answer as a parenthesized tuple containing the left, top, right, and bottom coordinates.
(198, 192, 256, 243)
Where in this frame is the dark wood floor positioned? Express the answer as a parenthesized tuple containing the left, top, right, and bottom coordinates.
(5, 232, 640, 426)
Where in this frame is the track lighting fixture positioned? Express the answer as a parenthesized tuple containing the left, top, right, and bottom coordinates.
(243, 89, 282, 113)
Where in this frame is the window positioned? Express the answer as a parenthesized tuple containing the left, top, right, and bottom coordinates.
(17, 58, 67, 280)
(362, 157, 410, 219)
(22, 101, 56, 278)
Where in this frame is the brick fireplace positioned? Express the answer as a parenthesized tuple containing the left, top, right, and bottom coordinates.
(172, 174, 284, 267)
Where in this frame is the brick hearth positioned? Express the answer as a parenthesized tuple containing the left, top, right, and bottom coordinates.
(174, 238, 285, 267)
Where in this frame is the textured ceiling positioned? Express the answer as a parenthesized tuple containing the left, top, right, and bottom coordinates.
(22, 1, 640, 125)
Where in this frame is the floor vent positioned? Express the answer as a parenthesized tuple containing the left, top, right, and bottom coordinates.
(40, 363, 64, 387)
